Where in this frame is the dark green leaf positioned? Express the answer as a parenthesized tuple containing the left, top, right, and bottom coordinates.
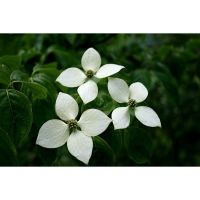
(19, 81, 48, 100)
(10, 70, 29, 82)
(53, 146, 83, 166)
(0, 128, 18, 165)
(32, 73, 57, 101)
(124, 127, 153, 164)
(32, 62, 59, 80)
(89, 136, 116, 166)
(0, 63, 10, 85)
(44, 46, 79, 68)
(0, 55, 21, 85)
(36, 146, 57, 166)
(32, 99, 56, 128)
(0, 55, 21, 70)
(0, 89, 33, 146)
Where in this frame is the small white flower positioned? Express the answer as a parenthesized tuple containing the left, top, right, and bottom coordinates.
(56, 48, 124, 104)
(108, 78, 161, 130)
(36, 92, 112, 164)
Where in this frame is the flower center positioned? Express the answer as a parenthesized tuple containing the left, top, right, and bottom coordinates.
(128, 99, 136, 108)
(86, 70, 94, 78)
(67, 119, 78, 131)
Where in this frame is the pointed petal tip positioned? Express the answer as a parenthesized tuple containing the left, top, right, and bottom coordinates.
(82, 99, 91, 105)
(95, 64, 125, 79)
(35, 139, 39, 145)
(135, 106, 161, 128)
(56, 67, 86, 88)
(83, 160, 89, 165)
(113, 122, 129, 130)
(67, 131, 93, 165)
(36, 119, 69, 148)
(113, 125, 121, 130)
(114, 127, 125, 130)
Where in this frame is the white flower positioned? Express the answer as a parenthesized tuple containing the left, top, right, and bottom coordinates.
(56, 48, 124, 104)
(108, 78, 161, 130)
(36, 92, 112, 164)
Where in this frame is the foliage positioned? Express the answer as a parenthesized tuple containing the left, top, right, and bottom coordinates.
(0, 34, 199, 166)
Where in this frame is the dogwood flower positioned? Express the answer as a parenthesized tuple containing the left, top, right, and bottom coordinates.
(36, 92, 111, 164)
(108, 78, 161, 129)
(56, 48, 124, 104)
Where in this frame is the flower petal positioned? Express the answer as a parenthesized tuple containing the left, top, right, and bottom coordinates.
(108, 77, 129, 103)
(56, 67, 86, 87)
(81, 48, 101, 72)
(78, 109, 112, 136)
(55, 92, 79, 121)
(36, 119, 69, 148)
(135, 106, 161, 127)
(95, 64, 125, 79)
(129, 82, 148, 103)
(77, 80, 98, 104)
(67, 130, 93, 164)
(111, 106, 130, 130)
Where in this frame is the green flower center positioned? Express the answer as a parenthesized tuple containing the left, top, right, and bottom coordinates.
(67, 119, 78, 131)
(86, 70, 94, 78)
(128, 99, 136, 108)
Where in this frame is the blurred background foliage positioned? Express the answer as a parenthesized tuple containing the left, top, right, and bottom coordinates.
(0, 34, 200, 166)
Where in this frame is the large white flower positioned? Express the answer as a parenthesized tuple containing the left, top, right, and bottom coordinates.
(36, 92, 112, 164)
(108, 78, 161, 130)
(56, 48, 124, 104)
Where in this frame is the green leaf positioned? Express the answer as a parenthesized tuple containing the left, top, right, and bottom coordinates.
(89, 136, 116, 166)
(124, 127, 153, 164)
(32, 73, 57, 101)
(32, 99, 56, 128)
(0, 89, 33, 146)
(0, 55, 21, 85)
(31, 73, 57, 128)
(0, 55, 21, 70)
(52, 145, 83, 166)
(0, 64, 10, 85)
(10, 70, 29, 82)
(36, 146, 57, 166)
(0, 128, 18, 165)
(53, 155, 83, 166)
(19, 81, 48, 100)
(32, 62, 59, 80)
(43, 46, 79, 68)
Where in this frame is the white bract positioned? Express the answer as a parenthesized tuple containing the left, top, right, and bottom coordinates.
(56, 48, 124, 104)
(36, 92, 112, 164)
(108, 78, 161, 130)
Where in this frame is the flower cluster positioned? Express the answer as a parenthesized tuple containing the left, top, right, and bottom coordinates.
(36, 48, 161, 165)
